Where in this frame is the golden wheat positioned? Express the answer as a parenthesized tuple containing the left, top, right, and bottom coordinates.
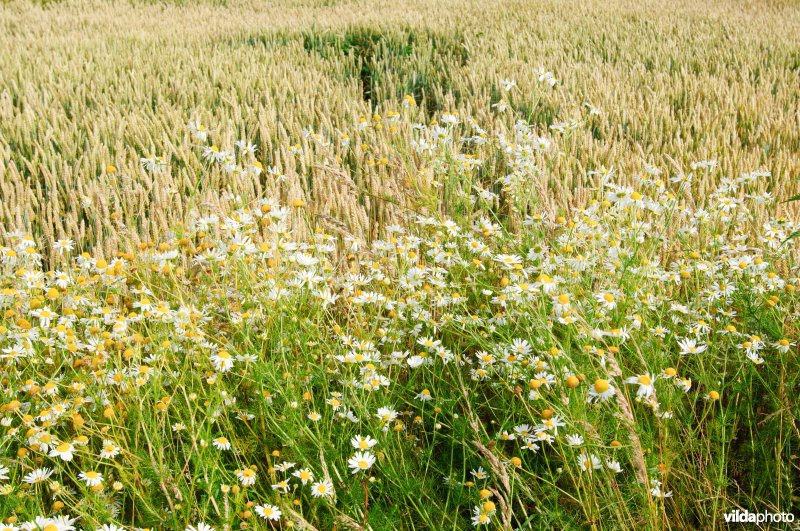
(0, 0, 798, 258)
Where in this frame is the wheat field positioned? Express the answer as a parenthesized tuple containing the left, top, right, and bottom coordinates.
(1, 0, 798, 256)
(0, 0, 799, 529)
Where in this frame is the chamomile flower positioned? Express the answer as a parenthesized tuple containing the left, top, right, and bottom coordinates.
(49, 441, 75, 462)
(274, 461, 296, 472)
(255, 504, 282, 521)
(677, 338, 707, 355)
(650, 479, 673, 498)
(565, 434, 584, 446)
(587, 378, 616, 403)
(596, 291, 618, 310)
(30, 516, 77, 531)
(99, 440, 120, 459)
(773, 338, 794, 353)
(78, 470, 103, 487)
(271, 480, 290, 493)
(624, 373, 657, 398)
(213, 437, 231, 451)
(471, 467, 488, 480)
(23, 468, 54, 484)
(236, 467, 257, 486)
(311, 479, 334, 498)
(416, 388, 434, 401)
(52, 239, 75, 254)
(210, 350, 234, 372)
(376, 407, 398, 423)
(471, 504, 494, 526)
(578, 453, 602, 472)
(495, 254, 523, 269)
(348, 452, 377, 474)
(500, 78, 516, 91)
(292, 468, 314, 485)
(676, 378, 692, 392)
(351, 435, 378, 450)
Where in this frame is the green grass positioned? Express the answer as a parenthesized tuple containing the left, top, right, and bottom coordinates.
(0, 99, 797, 527)
(0, 1, 798, 529)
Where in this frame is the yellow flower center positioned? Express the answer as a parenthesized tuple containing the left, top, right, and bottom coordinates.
(593, 379, 610, 393)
